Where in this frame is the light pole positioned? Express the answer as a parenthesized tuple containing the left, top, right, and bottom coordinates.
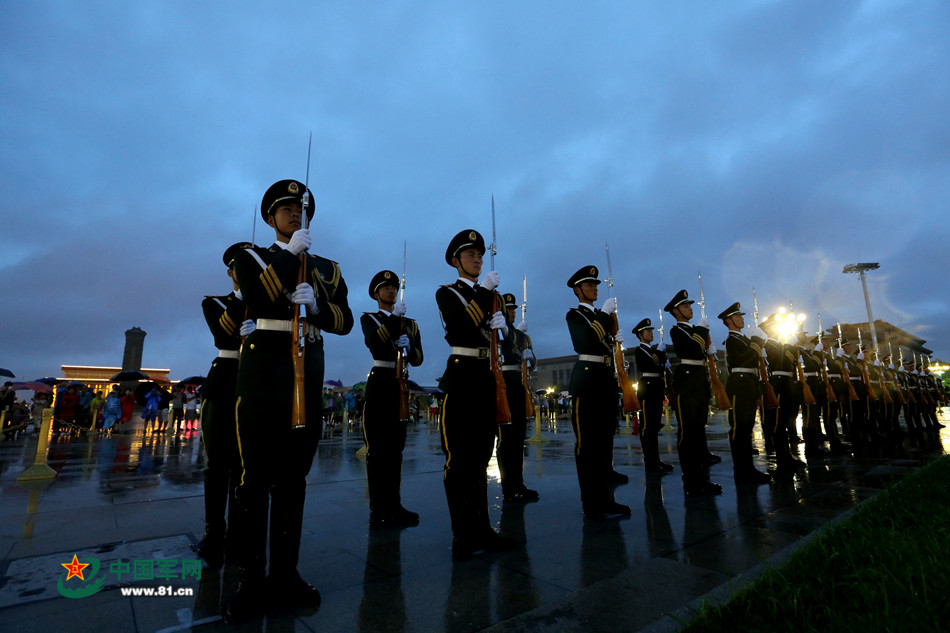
(843, 262, 880, 359)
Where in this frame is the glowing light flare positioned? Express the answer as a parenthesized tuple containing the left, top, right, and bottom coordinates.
(773, 309, 807, 343)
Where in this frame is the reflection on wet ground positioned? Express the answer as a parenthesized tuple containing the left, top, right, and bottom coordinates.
(0, 409, 947, 632)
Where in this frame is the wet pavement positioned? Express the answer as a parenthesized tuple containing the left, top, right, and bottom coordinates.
(0, 408, 947, 633)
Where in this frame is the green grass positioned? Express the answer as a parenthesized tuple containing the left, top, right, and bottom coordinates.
(680, 455, 950, 633)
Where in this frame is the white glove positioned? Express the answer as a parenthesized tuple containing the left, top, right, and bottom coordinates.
(234, 289, 243, 301)
(762, 347, 768, 359)
(874, 359, 882, 367)
(395, 334, 410, 350)
(287, 229, 311, 255)
(517, 322, 528, 333)
(857, 352, 865, 360)
(836, 348, 845, 358)
(657, 342, 667, 352)
(706, 343, 717, 356)
(239, 320, 256, 337)
(601, 297, 617, 314)
(699, 317, 709, 329)
(899, 366, 906, 373)
(888, 363, 895, 370)
(489, 311, 509, 336)
(393, 302, 407, 317)
(521, 348, 536, 362)
(478, 271, 500, 291)
(291, 283, 318, 314)
(614, 331, 625, 344)
(814, 342, 824, 352)
(913, 369, 919, 375)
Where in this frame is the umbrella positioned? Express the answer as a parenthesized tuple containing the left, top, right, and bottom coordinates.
(10, 381, 54, 394)
(111, 370, 151, 381)
(407, 379, 425, 392)
(324, 379, 344, 388)
(35, 377, 62, 385)
(178, 375, 206, 387)
(0, 368, 15, 379)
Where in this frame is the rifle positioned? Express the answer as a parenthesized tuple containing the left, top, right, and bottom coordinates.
(837, 322, 860, 401)
(899, 347, 916, 404)
(658, 308, 677, 402)
(605, 244, 641, 417)
(521, 274, 536, 417)
(396, 240, 411, 421)
(698, 272, 731, 410)
(753, 287, 779, 409)
(291, 135, 312, 430)
(914, 353, 933, 406)
(490, 197, 512, 425)
(858, 328, 877, 401)
(817, 313, 836, 403)
(887, 342, 905, 404)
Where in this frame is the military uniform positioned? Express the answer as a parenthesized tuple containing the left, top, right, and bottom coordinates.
(497, 293, 539, 502)
(437, 229, 517, 560)
(196, 241, 251, 565)
(228, 179, 353, 620)
(666, 290, 720, 495)
(360, 270, 423, 528)
(841, 351, 869, 446)
(566, 266, 629, 518)
(798, 341, 828, 457)
(759, 322, 802, 471)
(632, 318, 673, 474)
(719, 303, 770, 482)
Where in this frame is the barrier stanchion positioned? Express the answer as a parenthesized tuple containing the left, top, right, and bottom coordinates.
(18, 409, 57, 482)
(526, 407, 548, 443)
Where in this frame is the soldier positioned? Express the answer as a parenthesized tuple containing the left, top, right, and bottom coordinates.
(718, 302, 771, 483)
(360, 270, 424, 528)
(195, 242, 255, 567)
(436, 229, 520, 561)
(226, 179, 353, 622)
(498, 292, 539, 502)
(818, 332, 851, 454)
(666, 289, 722, 496)
(797, 330, 829, 458)
(632, 318, 673, 474)
(565, 266, 630, 519)
(840, 340, 869, 447)
(758, 315, 805, 473)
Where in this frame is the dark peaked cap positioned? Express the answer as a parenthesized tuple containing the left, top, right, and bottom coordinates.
(632, 318, 654, 335)
(223, 242, 253, 267)
(368, 270, 398, 298)
(445, 229, 486, 266)
(717, 302, 744, 321)
(503, 293, 518, 308)
(261, 179, 315, 222)
(664, 289, 693, 313)
(567, 266, 600, 288)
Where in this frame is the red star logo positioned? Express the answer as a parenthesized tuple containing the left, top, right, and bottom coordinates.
(61, 554, 90, 581)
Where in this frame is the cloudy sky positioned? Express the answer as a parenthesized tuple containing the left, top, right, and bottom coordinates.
(2, 0, 948, 387)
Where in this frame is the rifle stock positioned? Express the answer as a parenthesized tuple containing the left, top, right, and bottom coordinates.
(759, 357, 780, 409)
(291, 252, 307, 429)
(396, 317, 410, 421)
(841, 365, 860, 401)
(491, 291, 512, 425)
(797, 363, 817, 405)
(611, 314, 641, 415)
(704, 332, 731, 410)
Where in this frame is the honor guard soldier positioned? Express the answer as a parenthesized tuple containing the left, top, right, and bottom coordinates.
(565, 266, 631, 519)
(632, 318, 674, 474)
(758, 315, 805, 472)
(437, 229, 520, 561)
(196, 242, 255, 567)
(666, 289, 722, 496)
(226, 179, 353, 622)
(498, 292, 540, 502)
(719, 302, 771, 483)
(817, 332, 850, 454)
(796, 330, 829, 457)
(840, 340, 869, 446)
(361, 270, 423, 528)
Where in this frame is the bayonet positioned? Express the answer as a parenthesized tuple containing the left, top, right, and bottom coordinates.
(697, 272, 706, 320)
(604, 242, 614, 297)
(657, 308, 665, 344)
(490, 195, 497, 270)
(522, 273, 528, 324)
(400, 239, 407, 303)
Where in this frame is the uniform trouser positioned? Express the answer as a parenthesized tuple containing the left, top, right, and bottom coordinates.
(637, 395, 664, 467)
(362, 368, 409, 517)
(497, 372, 528, 494)
(200, 396, 241, 540)
(571, 394, 618, 513)
(845, 393, 869, 445)
(440, 366, 496, 545)
(727, 393, 757, 475)
(764, 399, 794, 465)
(675, 389, 709, 487)
(234, 395, 321, 580)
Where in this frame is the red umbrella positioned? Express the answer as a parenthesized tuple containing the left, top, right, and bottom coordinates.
(10, 381, 54, 394)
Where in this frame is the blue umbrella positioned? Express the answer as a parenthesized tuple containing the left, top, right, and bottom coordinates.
(0, 368, 15, 379)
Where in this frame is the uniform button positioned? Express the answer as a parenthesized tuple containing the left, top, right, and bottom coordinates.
(249, 344, 255, 349)
(454, 359, 459, 364)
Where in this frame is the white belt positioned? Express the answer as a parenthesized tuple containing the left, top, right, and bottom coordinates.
(850, 376, 863, 382)
(803, 372, 819, 377)
(450, 346, 489, 359)
(827, 373, 842, 378)
(772, 371, 793, 377)
(256, 318, 322, 339)
(641, 372, 661, 378)
(502, 364, 521, 372)
(218, 350, 239, 359)
(679, 359, 705, 366)
(731, 367, 757, 374)
(373, 360, 396, 368)
(578, 354, 610, 364)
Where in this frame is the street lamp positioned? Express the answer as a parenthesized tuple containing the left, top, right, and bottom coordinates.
(843, 262, 880, 359)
